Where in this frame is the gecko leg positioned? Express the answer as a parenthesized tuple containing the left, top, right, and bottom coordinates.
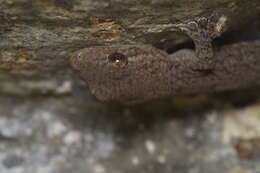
(175, 13, 227, 70)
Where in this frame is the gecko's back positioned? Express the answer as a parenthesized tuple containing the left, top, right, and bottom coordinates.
(70, 41, 260, 104)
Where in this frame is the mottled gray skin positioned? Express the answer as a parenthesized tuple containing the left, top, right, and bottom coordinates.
(173, 13, 227, 69)
(70, 41, 260, 104)
(70, 13, 260, 104)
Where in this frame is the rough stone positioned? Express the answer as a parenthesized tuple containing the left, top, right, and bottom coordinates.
(0, 0, 260, 173)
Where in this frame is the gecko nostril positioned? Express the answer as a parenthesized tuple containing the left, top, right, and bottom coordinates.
(107, 52, 128, 68)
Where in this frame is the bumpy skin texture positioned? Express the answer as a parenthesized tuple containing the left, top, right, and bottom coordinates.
(174, 13, 227, 69)
(70, 41, 260, 104)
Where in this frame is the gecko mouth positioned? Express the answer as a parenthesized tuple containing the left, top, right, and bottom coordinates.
(88, 82, 143, 104)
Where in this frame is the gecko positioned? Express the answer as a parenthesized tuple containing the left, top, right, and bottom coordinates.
(69, 13, 260, 104)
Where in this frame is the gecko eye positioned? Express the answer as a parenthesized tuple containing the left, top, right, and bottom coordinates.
(107, 52, 128, 68)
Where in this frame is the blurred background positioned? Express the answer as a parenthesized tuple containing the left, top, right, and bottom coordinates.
(0, 0, 260, 172)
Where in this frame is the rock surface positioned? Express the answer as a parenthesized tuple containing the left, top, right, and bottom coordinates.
(0, 0, 260, 173)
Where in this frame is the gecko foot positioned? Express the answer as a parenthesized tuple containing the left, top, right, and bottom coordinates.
(175, 12, 227, 70)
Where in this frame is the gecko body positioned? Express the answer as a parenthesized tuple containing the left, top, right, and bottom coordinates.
(70, 13, 260, 104)
(70, 41, 260, 104)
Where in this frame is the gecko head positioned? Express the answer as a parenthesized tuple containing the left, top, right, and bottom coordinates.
(70, 45, 171, 104)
